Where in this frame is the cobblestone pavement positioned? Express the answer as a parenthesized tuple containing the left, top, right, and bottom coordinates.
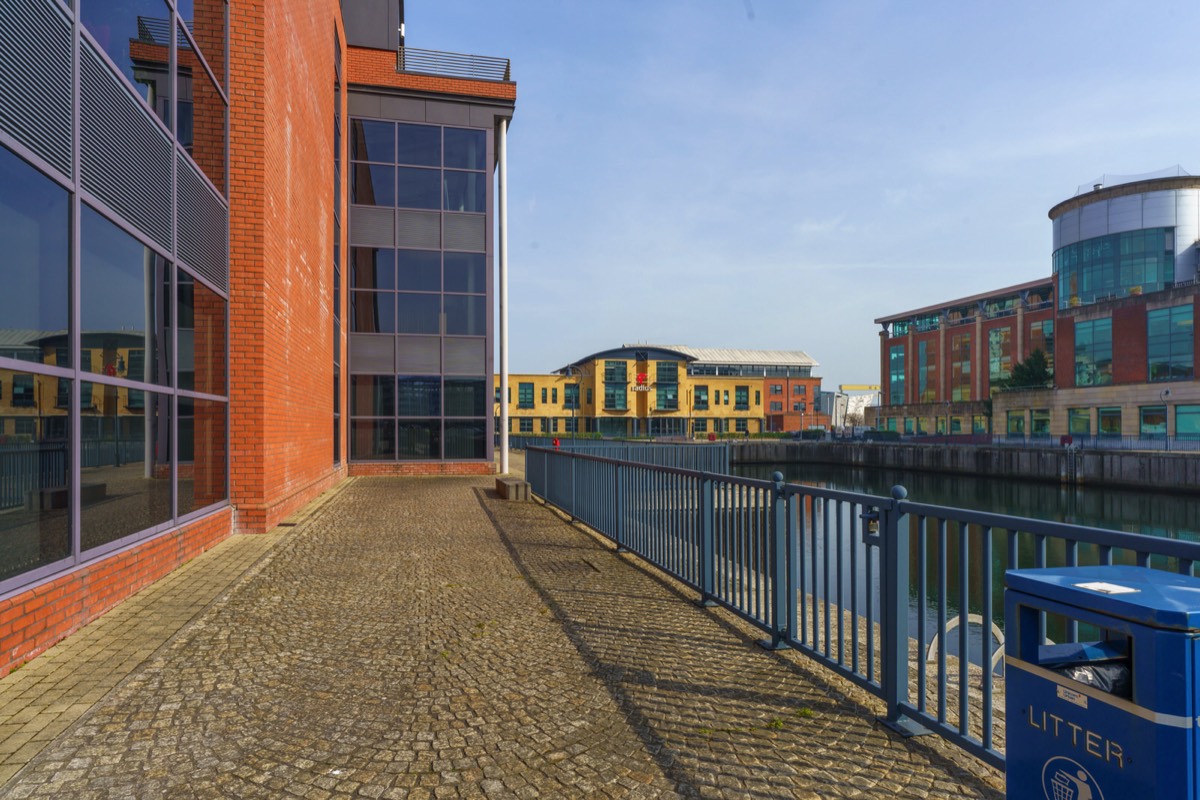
(1, 473, 1004, 799)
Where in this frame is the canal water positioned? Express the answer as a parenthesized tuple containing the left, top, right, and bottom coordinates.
(732, 461, 1200, 663)
(733, 461, 1200, 542)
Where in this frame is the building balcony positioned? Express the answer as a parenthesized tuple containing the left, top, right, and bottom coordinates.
(397, 46, 512, 82)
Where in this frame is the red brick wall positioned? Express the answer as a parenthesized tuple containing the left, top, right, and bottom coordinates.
(228, 1, 348, 533)
(1112, 304, 1147, 384)
(347, 47, 517, 100)
(0, 509, 233, 678)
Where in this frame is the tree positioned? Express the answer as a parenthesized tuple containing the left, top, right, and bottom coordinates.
(1002, 348, 1052, 390)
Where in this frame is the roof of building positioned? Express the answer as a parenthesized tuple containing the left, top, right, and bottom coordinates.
(0, 330, 58, 348)
(638, 345, 818, 368)
(560, 344, 818, 373)
(873, 277, 1053, 325)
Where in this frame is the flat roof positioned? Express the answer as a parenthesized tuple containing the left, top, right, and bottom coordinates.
(873, 277, 1053, 325)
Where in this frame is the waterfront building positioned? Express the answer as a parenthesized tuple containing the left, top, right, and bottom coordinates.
(874, 169, 1200, 438)
(495, 344, 826, 437)
(0, 0, 515, 676)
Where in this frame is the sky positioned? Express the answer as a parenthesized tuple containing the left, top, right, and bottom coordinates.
(407, 1, 1200, 390)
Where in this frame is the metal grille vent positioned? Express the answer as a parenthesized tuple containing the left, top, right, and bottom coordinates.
(80, 42, 173, 251)
(444, 337, 485, 375)
(349, 334, 395, 373)
(177, 153, 229, 292)
(396, 210, 440, 249)
(350, 205, 395, 247)
(443, 214, 485, 252)
(0, 0, 72, 176)
(395, 336, 440, 373)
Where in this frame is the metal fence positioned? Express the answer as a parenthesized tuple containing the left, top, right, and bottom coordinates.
(992, 433, 1200, 452)
(1, 440, 146, 509)
(397, 46, 511, 82)
(526, 446, 1200, 769)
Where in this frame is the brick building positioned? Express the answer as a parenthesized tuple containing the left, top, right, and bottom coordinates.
(0, 0, 515, 676)
(873, 170, 1200, 439)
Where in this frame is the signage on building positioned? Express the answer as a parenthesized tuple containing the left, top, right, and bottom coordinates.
(632, 372, 652, 392)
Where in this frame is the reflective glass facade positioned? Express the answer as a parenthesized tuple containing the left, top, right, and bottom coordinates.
(1147, 305, 1194, 382)
(1074, 318, 1113, 387)
(347, 119, 490, 462)
(1054, 228, 1174, 309)
(0, 0, 230, 592)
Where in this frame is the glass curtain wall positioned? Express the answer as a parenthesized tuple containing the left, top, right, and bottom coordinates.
(347, 119, 489, 461)
(0, 0, 230, 592)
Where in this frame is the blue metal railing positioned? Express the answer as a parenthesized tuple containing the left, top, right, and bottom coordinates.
(526, 446, 1200, 769)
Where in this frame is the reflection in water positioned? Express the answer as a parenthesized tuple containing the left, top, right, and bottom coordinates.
(735, 461, 1200, 542)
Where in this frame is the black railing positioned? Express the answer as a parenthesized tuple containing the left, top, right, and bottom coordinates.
(397, 47, 511, 82)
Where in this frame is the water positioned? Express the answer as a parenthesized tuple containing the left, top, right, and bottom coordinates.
(733, 461, 1200, 542)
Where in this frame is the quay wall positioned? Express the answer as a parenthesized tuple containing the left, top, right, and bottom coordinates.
(730, 442, 1200, 494)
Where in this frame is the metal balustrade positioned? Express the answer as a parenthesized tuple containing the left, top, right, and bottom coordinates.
(526, 446, 1200, 769)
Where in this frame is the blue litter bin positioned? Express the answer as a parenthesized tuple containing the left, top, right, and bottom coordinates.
(1005, 565, 1200, 800)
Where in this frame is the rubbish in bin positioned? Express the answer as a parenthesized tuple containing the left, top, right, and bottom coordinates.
(1052, 662, 1132, 698)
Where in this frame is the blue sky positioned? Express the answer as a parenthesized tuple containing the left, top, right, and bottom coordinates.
(408, 1, 1200, 390)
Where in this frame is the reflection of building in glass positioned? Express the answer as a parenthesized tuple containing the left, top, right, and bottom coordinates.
(0, 1, 516, 678)
(874, 170, 1200, 439)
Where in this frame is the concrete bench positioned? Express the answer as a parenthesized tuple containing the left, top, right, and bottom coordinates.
(495, 477, 530, 502)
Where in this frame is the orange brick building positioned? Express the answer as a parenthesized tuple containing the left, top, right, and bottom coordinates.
(0, 0, 514, 676)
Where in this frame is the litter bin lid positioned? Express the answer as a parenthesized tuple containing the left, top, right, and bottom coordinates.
(1006, 565, 1200, 631)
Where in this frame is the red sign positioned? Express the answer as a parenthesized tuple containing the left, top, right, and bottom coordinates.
(636, 372, 647, 385)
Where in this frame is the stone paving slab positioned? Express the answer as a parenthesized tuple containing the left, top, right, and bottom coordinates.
(0, 470, 1004, 798)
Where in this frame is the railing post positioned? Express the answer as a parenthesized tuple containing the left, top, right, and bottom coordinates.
(878, 484, 929, 736)
(614, 462, 625, 551)
(696, 474, 715, 607)
(759, 471, 790, 650)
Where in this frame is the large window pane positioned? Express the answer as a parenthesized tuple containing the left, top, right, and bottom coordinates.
(178, 272, 227, 396)
(444, 420, 484, 459)
(350, 120, 395, 162)
(1140, 406, 1167, 438)
(81, 205, 168, 385)
(397, 376, 440, 416)
(185, 38, 227, 194)
(0, 145, 69, 354)
(395, 167, 441, 210)
(444, 128, 486, 170)
(351, 291, 395, 333)
(178, 396, 227, 515)
(81, 390, 172, 552)
(396, 123, 440, 166)
(397, 420, 440, 459)
(351, 248, 395, 290)
(444, 252, 486, 294)
(351, 419, 395, 460)
(351, 375, 395, 417)
(444, 378, 487, 417)
(351, 163, 395, 206)
(443, 171, 486, 213)
(0, 369, 70, 583)
(176, 0, 228, 92)
(396, 250, 441, 292)
(444, 295, 485, 336)
(397, 293, 441, 334)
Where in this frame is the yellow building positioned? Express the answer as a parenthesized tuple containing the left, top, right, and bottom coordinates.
(495, 345, 820, 438)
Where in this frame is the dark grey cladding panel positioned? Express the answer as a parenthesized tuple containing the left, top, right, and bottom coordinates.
(395, 336, 440, 373)
(350, 205, 395, 247)
(444, 338, 485, 375)
(340, 0, 399, 52)
(177, 153, 229, 292)
(0, 0, 72, 176)
(348, 93, 382, 118)
(379, 96, 425, 123)
(349, 334, 395, 373)
(425, 101, 471, 126)
(443, 215, 485, 252)
(469, 106, 500, 129)
(80, 42, 173, 251)
(396, 210, 440, 248)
